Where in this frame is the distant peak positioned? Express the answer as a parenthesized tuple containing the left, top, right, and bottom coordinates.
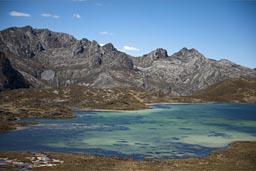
(145, 48, 168, 59)
(21, 25, 33, 30)
(180, 47, 189, 52)
(103, 43, 114, 48)
(180, 47, 198, 54)
(4, 25, 33, 32)
(155, 48, 168, 55)
(19, 25, 33, 32)
(102, 43, 117, 52)
(173, 47, 203, 59)
(91, 40, 99, 47)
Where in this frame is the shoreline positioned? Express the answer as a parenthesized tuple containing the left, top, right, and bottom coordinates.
(1, 103, 256, 170)
(0, 141, 255, 171)
(1, 101, 255, 133)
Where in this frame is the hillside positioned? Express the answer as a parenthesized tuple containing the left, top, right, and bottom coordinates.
(1, 77, 256, 132)
(193, 77, 256, 103)
(1, 77, 255, 122)
(0, 26, 255, 95)
(0, 52, 30, 91)
(0, 86, 156, 121)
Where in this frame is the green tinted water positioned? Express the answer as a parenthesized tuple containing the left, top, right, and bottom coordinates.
(0, 103, 256, 160)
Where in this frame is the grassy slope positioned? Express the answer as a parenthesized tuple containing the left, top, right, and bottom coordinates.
(192, 77, 256, 103)
(0, 86, 149, 121)
(0, 86, 151, 131)
(0, 77, 256, 132)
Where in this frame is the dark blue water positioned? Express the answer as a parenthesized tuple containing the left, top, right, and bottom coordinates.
(0, 103, 256, 160)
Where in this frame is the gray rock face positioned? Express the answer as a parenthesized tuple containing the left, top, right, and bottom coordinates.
(0, 52, 30, 91)
(132, 48, 168, 67)
(137, 49, 255, 95)
(41, 70, 55, 81)
(0, 26, 255, 95)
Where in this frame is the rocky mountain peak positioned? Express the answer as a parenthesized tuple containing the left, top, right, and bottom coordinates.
(146, 48, 168, 60)
(180, 47, 199, 56)
(0, 26, 255, 95)
(20, 25, 33, 32)
(0, 26, 77, 59)
(132, 48, 168, 67)
(91, 40, 99, 47)
(102, 43, 117, 52)
(171, 47, 204, 59)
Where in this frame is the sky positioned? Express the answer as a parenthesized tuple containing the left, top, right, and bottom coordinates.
(0, 0, 256, 68)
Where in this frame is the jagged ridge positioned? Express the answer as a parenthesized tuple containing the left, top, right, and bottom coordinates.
(0, 26, 255, 95)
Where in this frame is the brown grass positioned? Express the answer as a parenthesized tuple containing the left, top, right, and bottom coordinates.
(193, 77, 256, 103)
(0, 141, 255, 171)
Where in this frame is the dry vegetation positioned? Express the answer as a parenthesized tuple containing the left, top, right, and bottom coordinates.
(0, 141, 255, 171)
(0, 122, 37, 133)
(193, 77, 256, 103)
(0, 78, 256, 170)
(0, 86, 150, 131)
(0, 77, 255, 131)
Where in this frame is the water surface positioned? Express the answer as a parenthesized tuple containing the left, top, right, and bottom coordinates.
(0, 103, 256, 160)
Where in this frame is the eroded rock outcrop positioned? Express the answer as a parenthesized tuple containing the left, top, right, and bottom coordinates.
(0, 52, 30, 91)
(0, 26, 255, 95)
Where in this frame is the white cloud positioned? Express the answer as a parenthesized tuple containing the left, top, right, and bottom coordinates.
(73, 14, 81, 19)
(99, 31, 113, 35)
(123, 46, 140, 51)
(9, 11, 31, 17)
(99, 43, 105, 46)
(41, 13, 60, 19)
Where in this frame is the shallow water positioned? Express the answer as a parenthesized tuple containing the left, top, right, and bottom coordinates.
(0, 103, 256, 160)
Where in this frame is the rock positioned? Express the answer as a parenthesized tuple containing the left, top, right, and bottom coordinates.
(132, 48, 168, 67)
(0, 52, 30, 91)
(0, 26, 255, 95)
(41, 70, 55, 81)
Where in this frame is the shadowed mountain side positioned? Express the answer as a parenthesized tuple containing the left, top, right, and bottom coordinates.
(0, 52, 30, 91)
(0, 26, 255, 95)
(192, 77, 256, 103)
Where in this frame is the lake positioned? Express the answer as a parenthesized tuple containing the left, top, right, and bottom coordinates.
(0, 103, 256, 160)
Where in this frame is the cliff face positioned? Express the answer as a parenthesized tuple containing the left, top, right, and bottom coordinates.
(0, 26, 255, 95)
(0, 52, 30, 91)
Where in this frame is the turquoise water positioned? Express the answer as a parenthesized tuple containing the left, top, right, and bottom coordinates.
(0, 103, 256, 160)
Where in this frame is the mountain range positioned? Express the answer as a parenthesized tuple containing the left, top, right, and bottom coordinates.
(0, 25, 255, 95)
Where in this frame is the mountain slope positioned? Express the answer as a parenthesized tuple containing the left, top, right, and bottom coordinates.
(135, 48, 255, 95)
(193, 77, 256, 103)
(0, 26, 255, 95)
(0, 52, 30, 91)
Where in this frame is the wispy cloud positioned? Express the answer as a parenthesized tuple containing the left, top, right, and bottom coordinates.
(99, 31, 113, 35)
(72, 0, 87, 2)
(123, 46, 140, 51)
(9, 11, 31, 17)
(96, 3, 103, 6)
(73, 14, 81, 19)
(41, 13, 60, 19)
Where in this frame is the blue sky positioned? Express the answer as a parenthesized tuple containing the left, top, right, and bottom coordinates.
(0, 0, 256, 68)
